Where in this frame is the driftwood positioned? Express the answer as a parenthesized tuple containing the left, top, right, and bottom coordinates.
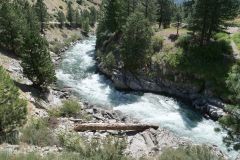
(74, 123, 159, 132)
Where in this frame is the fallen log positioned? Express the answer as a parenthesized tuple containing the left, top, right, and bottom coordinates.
(74, 123, 159, 132)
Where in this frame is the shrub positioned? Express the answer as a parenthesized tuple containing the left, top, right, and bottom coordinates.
(219, 105, 240, 150)
(226, 64, 240, 100)
(59, 132, 128, 160)
(152, 35, 164, 53)
(103, 52, 116, 69)
(158, 145, 223, 160)
(176, 34, 192, 49)
(214, 32, 230, 42)
(20, 118, 59, 147)
(0, 67, 27, 133)
(59, 100, 81, 117)
(233, 33, 240, 50)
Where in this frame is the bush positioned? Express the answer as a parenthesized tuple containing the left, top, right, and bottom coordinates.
(176, 34, 192, 49)
(103, 52, 116, 69)
(233, 33, 240, 50)
(219, 105, 240, 150)
(0, 67, 27, 133)
(20, 118, 59, 147)
(58, 132, 128, 160)
(214, 32, 230, 42)
(158, 145, 223, 160)
(152, 35, 164, 53)
(226, 64, 240, 100)
(59, 100, 81, 117)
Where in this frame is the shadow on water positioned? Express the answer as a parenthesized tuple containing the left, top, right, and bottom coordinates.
(175, 100, 204, 130)
(107, 89, 142, 106)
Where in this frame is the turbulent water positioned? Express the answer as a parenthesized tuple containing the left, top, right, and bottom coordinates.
(56, 36, 238, 159)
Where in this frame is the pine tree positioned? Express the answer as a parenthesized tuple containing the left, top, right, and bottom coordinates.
(189, 0, 240, 45)
(157, 0, 173, 28)
(121, 12, 153, 71)
(139, 0, 157, 23)
(103, 0, 126, 32)
(89, 6, 98, 27)
(67, 2, 75, 27)
(34, 0, 48, 33)
(0, 2, 27, 55)
(21, 32, 56, 89)
(57, 11, 66, 28)
(24, 2, 40, 33)
(83, 18, 90, 34)
(75, 9, 81, 28)
(0, 67, 27, 133)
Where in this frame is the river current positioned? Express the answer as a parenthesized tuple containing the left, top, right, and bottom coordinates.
(56, 36, 238, 159)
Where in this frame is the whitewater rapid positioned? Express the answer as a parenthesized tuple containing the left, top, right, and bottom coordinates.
(56, 36, 238, 159)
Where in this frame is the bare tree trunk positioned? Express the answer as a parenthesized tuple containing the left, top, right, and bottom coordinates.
(74, 123, 159, 132)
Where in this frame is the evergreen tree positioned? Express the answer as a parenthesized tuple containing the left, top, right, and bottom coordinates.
(89, 6, 98, 27)
(189, 0, 240, 45)
(24, 2, 40, 33)
(75, 9, 81, 28)
(139, 0, 157, 23)
(57, 11, 66, 28)
(0, 2, 27, 55)
(0, 67, 27, 133)
(67, 2, 75, 27)
(157, 0, 173, 28)
(121, 12, 153, 70)
(34, 0, 48, 33)
(102, 0, 126, 32)
(21, 32, 56, 89)
(83, 18, 90, 34)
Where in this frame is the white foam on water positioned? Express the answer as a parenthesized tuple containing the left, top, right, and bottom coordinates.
(56, 36, 238, 159)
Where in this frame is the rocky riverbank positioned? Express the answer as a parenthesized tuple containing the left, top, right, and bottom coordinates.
(96, 60, 227, 121)
(0, 36, 231, 159)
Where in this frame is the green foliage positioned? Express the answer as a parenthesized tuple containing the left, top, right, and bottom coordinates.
(162, 34, 233, 97)
(158, 145, 223, 160)
(21, 32, 56, 89)
(233, 33, 240, 50)
(176, 34, 193, 49)
(20, 118, 59, 147)
(0, 136, 128, 160)
(226, 64, 240, 100)
(59, 132, 128, 160)
(59, 100, 81, 117)
(219, 105, 240, 150)
(76, 0, 83, 5)
(0, 67, 27, 133)
(121, 12, 153, 70)
(101, 0, 126, 33)
(82, 17, 90, 34)
(157, 0, 173, 28)
(34, 0, 48, 33)
(75, 10, 81, 28)
(89, 7, 98, 26)
(105, 52, 116, 69)
(188, 0, 239, 45)
(152, 35, 164, 53)
(57, 11, 66, 28)
(67, 2, 75, 27)
(0, 1, 27, 55)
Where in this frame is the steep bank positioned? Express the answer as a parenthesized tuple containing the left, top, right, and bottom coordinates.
(96, 34, 226, 121)
(56, 36, 239, 159)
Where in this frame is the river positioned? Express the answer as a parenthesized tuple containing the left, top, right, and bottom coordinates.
(56, 36, 238, 159)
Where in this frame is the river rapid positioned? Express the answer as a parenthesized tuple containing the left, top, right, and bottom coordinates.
(56, 36, 238, 159)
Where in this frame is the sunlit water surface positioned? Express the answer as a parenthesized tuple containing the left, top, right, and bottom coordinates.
(56, 36, 238, 159)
